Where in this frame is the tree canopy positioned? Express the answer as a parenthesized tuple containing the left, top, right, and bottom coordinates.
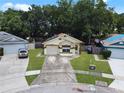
(0, 0, 124, 43)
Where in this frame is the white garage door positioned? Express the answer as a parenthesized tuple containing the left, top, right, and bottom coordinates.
(3, 44, 26, 55)
(46, 46, 58, 55)
(107, 48, 124, 59)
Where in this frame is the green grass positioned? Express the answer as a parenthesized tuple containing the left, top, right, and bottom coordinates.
(76, 74, 113, 85)
(27, 48, 45, 71)
(97, 55, 105, 60)
(25, 75, 38, 85)
(26, 48, 44, 85)
(71, 52, 112, 74)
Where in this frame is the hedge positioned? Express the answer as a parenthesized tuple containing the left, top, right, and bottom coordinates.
(101, 50, 111, 59)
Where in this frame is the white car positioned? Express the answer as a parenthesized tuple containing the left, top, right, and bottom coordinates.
(18, 48, 28, 58)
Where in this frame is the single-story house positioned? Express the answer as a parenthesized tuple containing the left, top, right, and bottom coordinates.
(101, 34, 124, 59)
(42, 33, 83, 56)
(0, 31, 28, 55)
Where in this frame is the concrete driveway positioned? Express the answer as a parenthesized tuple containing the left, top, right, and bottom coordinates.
(0, 54, 29, 93)
(32, 55, 77, 85)
(108, 58, 124, 91)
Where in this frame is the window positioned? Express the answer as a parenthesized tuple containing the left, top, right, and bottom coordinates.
(63, 49, 70, 53)
(62, 45, 70, 53)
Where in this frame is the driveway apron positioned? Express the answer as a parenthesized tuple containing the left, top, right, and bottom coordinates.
(0, 54, 29, 93)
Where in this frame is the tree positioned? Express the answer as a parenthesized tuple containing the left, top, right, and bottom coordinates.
(117, 13, 124, 33)
(1, 9, 28, 38)
(0, 0, 121, 43)
(72, 0, 94, 42)
(56, 0, 73, 34)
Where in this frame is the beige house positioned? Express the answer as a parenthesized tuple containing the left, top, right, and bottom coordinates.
(42, 33, 82, 56)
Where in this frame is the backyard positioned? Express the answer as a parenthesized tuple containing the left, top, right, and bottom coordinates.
(71, 52, 113, 85)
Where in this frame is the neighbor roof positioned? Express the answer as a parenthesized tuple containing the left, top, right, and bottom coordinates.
(102, 34, 124, 46)
(43, 33, 82, 45)
(0, 31, 28, 44)
(105, 34, 124, 42)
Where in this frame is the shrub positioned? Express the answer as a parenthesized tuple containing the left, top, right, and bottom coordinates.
(101, 50, 111, 59)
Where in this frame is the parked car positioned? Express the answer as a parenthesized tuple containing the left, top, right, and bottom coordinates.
(18, 48, 28, 58)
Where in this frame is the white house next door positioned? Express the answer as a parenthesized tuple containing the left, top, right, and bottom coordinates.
(107, 48, 124, 59)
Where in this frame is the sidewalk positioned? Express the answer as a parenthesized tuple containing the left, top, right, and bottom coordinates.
(26, 69, 124, 81)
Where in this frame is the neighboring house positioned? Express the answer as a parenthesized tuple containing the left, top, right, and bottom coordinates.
(101, 34, 124, 59)
(42, 33, 82, 56)
(0, 31, 28, 55)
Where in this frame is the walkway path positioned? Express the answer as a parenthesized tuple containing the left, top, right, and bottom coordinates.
(31, 55, 77, 85)
(26, 69, 124, 81)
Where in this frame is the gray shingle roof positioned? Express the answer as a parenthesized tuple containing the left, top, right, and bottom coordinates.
(0, 31, 28, 44)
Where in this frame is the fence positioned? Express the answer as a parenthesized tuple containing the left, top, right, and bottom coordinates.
(28, 43, 35, 50)
(82, 45, 103, 54)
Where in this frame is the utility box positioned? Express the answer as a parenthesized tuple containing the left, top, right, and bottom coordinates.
(89, 65, 96, 70)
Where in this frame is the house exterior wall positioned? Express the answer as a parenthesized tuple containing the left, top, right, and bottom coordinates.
(0, 44, 26, 55)
(107, 47, 124, 59)
(59, 40, 76, 55)
(43, 34, 82, 56)
(44, 41, 81, 56)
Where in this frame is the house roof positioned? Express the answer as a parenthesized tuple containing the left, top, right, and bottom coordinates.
(43, 33, 83, 45)
(0, 31, 28, 44)
(102, 34, 124, 46)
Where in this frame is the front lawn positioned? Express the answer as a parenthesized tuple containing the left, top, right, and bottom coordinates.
(26, 48, 44, 85)
(76, 74, 113, 85)
(71, 52, 112, 74)
(71, 52, 113, 85)
(26, 75, 38, 85)
(27, 48, 45, 71)
(97, 54, 105, 60)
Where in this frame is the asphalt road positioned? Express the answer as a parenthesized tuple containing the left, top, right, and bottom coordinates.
(18, 83, 123, 93)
